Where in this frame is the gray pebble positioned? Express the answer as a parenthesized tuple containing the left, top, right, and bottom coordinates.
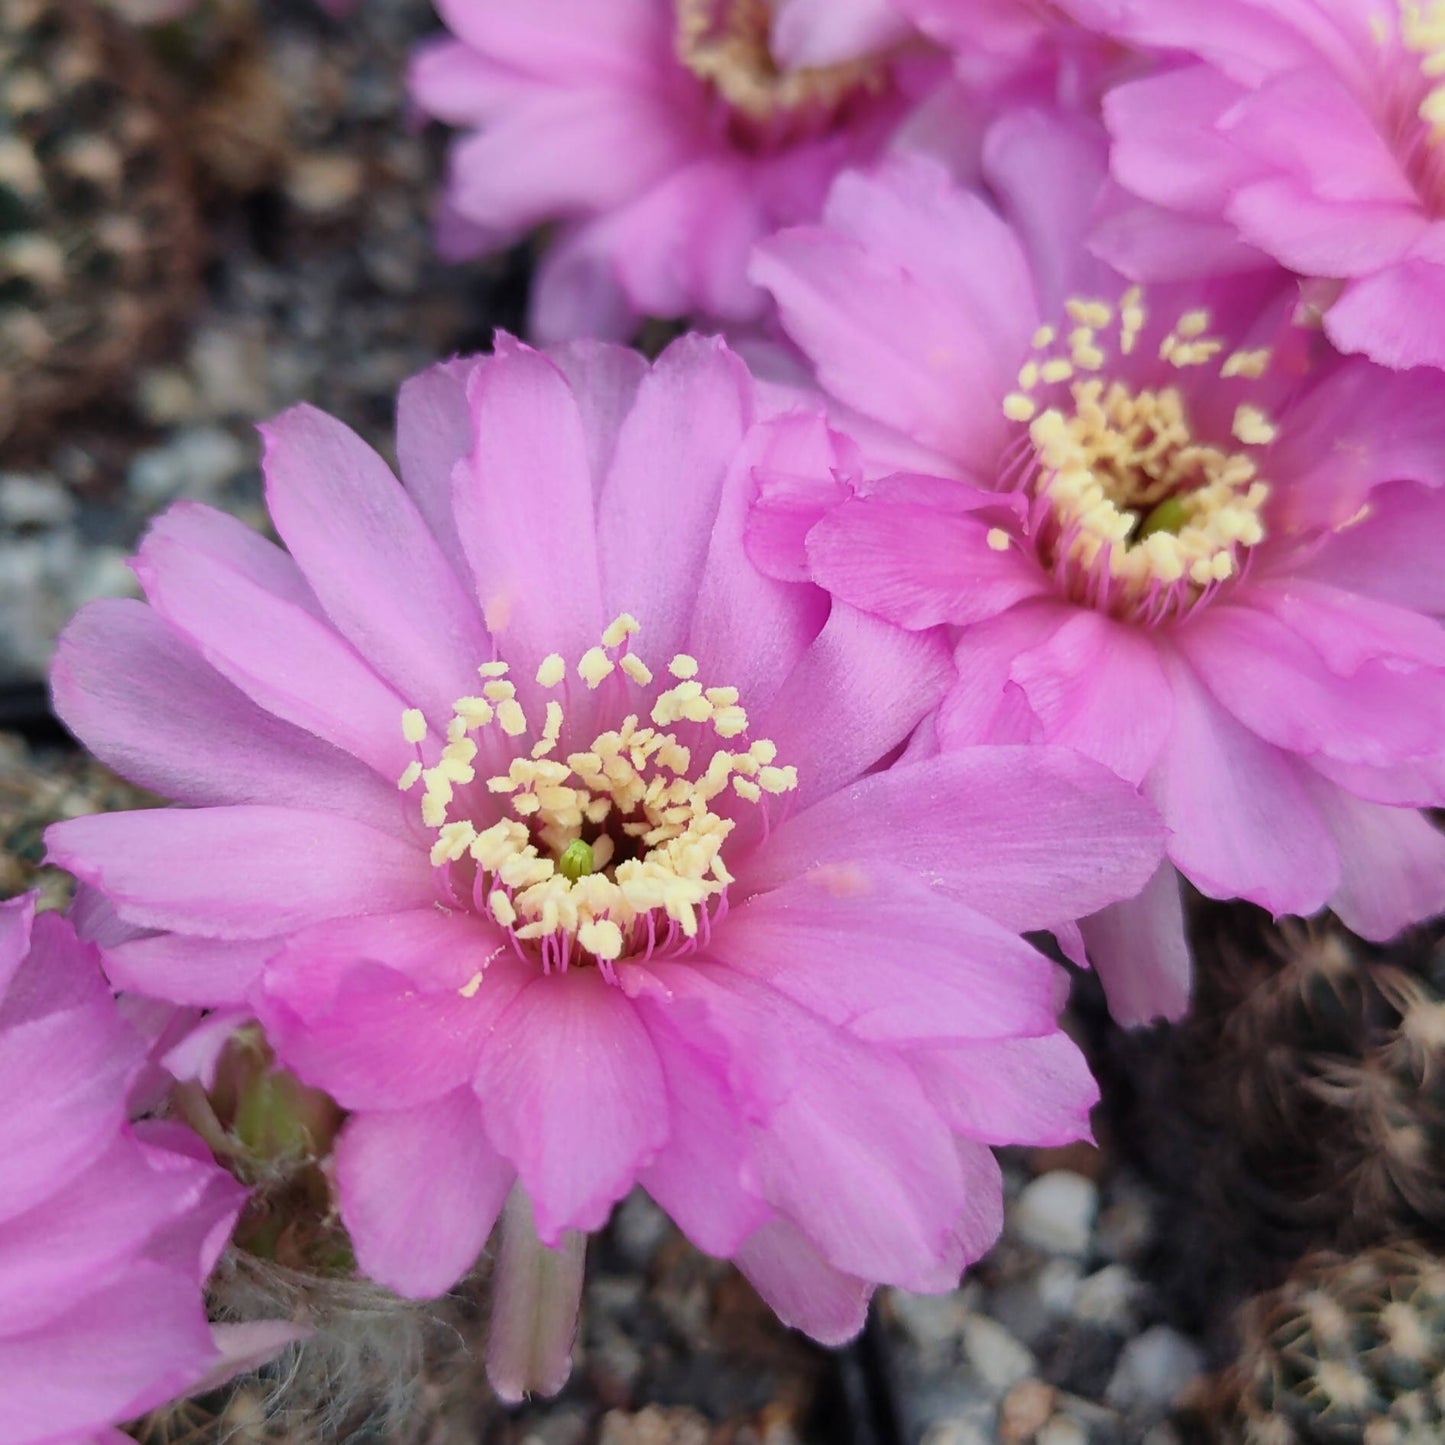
(1105, 1325, 1206, 1415)
(960, 1313, 1037, 1396)
(1012, 1172, 1098, 1258)
(0, 473, 74, 528)
(1072, 1264, 1142, 1330)
(127, 427, 250, 506)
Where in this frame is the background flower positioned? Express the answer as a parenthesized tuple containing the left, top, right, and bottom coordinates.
(750, 109, 1445, 1023)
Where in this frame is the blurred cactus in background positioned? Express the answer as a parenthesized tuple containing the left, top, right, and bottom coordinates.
(0, 0, 200, 447)
(1189, 1242, 1445, 1445)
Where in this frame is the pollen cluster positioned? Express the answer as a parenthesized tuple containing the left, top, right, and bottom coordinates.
(674, 0, 884, 137)
(1000, 290, 1274, 620)
(399, 616, 797, 973)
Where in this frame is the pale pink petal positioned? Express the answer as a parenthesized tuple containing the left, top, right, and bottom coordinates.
(1078, 861, 1191, 1025)
(0, 893, 33, 997)
(334, 1092, 513, 1298)
(103, 935, 282, 1008)
(46, 807, 433, 940)
(259, 405, 491, 718)
(131, 524, 415, 781)
(529, 217, 642, 344)
(1308, 786, 1445, 941)
(1146, 649, 1339, 914)
(739, 745, 1167, 935)
(733, 1217, 871, 1346)
(634, 1006, 770, 1256)
(803, 481, 1043, 630)
(1324, 251, 1445, 371)
(907, 1032, 1098, 1146)
(543, 337, 651, 488)
(750, 601, 953, 808)
(596, 336, 756, 663)
(52, 601, 402, 823)
(1228, 179, 1426, 275)
(770, 0, 912, 67)
(708, 865, 1066, 1043)
(475, 972, 668, 1244)
(1298, 481, 1445, 614)
(453, 345, 606, 670)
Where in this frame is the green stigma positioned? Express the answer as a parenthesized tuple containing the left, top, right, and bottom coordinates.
(1137, 495, 1190, 540)
(559, 838, 595, 882)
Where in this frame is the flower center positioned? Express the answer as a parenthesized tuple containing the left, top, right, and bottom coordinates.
(674, 0, 887, 149)
(1400, 2, 1445, 138)
(999, 292, 1273, 623)
(398, 615, 797, 977)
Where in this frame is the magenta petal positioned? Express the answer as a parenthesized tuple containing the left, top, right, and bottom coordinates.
(596, 336, 755, 665)
(52, 600, 403, 823)
(46, 806, 433, 940)
(908, 1033, 1098, 1147)
(1079, 862, 1191, 1026)
(740, 746, 1166, 935)
(454, 344, 606, 668)
(103, 934, 283, 1008)
(259, 405, 491, 717)
(634, 1005, 770, 1256)
(804, 485, 1043, 630)
(709, 866, 1065, 1043)
(733, 1217, 871, 1346)
(334, 1092, 513, 1298)
(1146, 649, 1338, 915)
(475, 972, 668, 1244)
(1308, 786, 1445, 942)
(0, 894, 33, 998)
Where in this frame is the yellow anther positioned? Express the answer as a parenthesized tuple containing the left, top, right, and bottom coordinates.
(1003, 393, 1037, 422)
(1176, 309, 1211, 337)
(986, 527, 1011, 552)
(401, 708, 427, 744)
(397, 760, 422, 791)
(1031, 324, 1056, 349)
(1017, 361, 1040, 390)
(1221, 348, 1271, 379)
(478, 661, 510, 678)
(578, 647, 614, 688)
(536, 653, 566, 688)
(620, 653, 653, 686)
(482, 679, 516, 703)
(1233, 404, 1278, 446)
(489, 890, 517, 928)
(454, 697, 495, 727)
(733, 776, 762, 802)
(497, 698, 528, 736)
(601, 612, 641, 647)
(668, 653, 699, 679)
(459, 971, 484, 999)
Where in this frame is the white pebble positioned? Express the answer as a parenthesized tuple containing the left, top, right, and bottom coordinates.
(1073, 1263, 1142, 1330)
(960, 1314, 1036, 1396)
(1038, 1418, 1088, 1445)
(1106, 1326, 1206, 1412)
(1012, 1171, 1098, 1257)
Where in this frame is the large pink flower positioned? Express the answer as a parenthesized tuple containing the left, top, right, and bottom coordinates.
(408, 0, 955, 339)
(0, 893, 246, 1445)
(751, 113, 1445, 1024)
(1069, 0, 1445, 370)
(47, 336, 1163, 1397)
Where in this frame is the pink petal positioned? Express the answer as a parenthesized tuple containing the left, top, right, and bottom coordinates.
(634, 1005, 770, 1256)
(770, 0, 912, 67)
(453, 345, 606, 674)
(1078, 861, 1191, 1025)
(739, 745, 1167, 935)
(709, 865, 1067, 1043)
(749, 601, 953, 809)
(333, 1092, 513, 1298)
(1146, 648, 1338, 914)
(733, 1217, 871, 1346)
(1249, 578, 1445, 673)
(103, 934, 283, 1007)
(1006, 608, 1175, 785)
(0, 893, 33, 998)
(804, 480, 1043, 630)
(1298, 481, 1445, 614)
(907, 1032, 1098, 1147)
(544, 337, 651, 487)
(596, 336, 756, 664)
(396, 358, 482, 587)
(1228, 178, 1425, 275)
(1325, 250, 1445, 370)
(1177, 601, 1445, 767)
(1308, 786, 1445, 941)
(52, 601, 402, 823)
(259, 405, 491, 719)
(129, 507, 415, 779)
(474, 972, 668, 1244)
(46, 807, 433, 940)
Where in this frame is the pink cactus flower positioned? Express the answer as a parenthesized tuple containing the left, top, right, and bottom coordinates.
(0, 893, 247, 1445)
(47, 335, 1164, 1397)
(408, 0, 960, 340)
(751, 112, 1445, 1025)
(1068, 0, 1445, 370)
